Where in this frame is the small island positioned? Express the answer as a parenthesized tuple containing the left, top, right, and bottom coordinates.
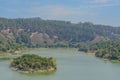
(10, 54, 57, 73)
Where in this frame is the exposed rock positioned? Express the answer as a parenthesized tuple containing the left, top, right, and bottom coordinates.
(90, 36, 107, 44)
(30, 32, 55, 45)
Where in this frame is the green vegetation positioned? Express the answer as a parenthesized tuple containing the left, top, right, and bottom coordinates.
(0, 57, 10, 60)
(0, 39, 26, 54)
(94, 40, 120, 61)
(10, 54, 57, 73)
(0, 17, 120, 53)
(1, 17, 120, 61)
(79, 40, 120, 62)
(78, 45, 89, 52)
(0, 53, 12, 60)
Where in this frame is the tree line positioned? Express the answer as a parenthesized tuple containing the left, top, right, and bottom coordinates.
(79, 40, 120, 61)
(0, 17, 120, 52)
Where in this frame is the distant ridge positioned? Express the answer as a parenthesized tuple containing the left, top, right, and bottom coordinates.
(0, 17, 120, 52)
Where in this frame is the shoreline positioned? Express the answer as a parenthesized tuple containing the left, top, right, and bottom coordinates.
(10, 66, 56, 74)
(84, 51, 120, 63)
(10, 54, 57, 74)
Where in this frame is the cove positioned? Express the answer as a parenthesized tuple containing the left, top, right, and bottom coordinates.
(0, 48, 120, 80)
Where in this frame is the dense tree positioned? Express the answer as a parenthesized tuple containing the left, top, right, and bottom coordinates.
(10, 54, 57, 73)
(79, 40, 120, 61)
(0, 17, 120, 52)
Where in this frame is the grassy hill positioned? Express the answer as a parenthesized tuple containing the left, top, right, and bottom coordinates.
(0, 17, 120, 52)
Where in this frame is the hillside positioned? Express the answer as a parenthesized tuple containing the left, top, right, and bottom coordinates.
(0, 17, 120, 52)
(78, 40, 120, 62)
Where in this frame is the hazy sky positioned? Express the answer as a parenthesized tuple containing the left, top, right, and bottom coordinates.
(0, 0, 120, 26)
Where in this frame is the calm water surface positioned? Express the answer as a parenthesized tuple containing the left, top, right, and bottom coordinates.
(0, 48, 120, 80)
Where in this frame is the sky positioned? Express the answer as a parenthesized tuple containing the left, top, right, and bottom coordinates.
(0, 0, 120, 26)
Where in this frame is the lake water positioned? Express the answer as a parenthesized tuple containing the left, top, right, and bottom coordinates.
(0, 48, 120, 80)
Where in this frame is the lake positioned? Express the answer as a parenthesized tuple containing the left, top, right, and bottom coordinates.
(0, 48, 120, 80)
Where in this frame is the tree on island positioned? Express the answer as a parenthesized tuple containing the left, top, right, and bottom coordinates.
(10, 54, 57, 73)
